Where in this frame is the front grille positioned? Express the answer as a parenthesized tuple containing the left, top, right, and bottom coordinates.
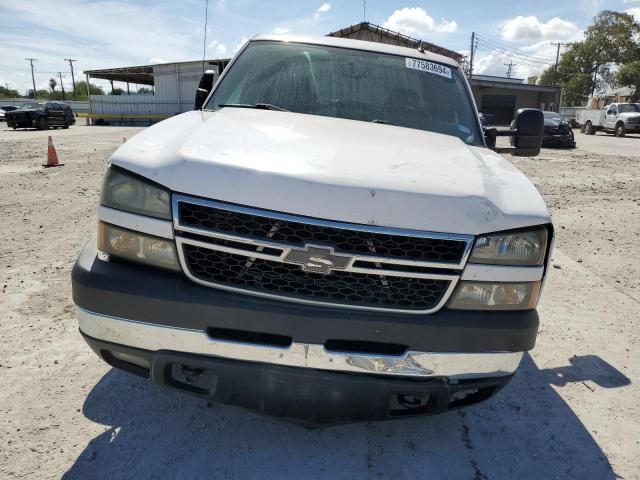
(179, 201, 466, 264)
(183, 244, 451, 311)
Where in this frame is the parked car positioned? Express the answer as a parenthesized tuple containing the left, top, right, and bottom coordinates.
(478, 112, 494, 127)
(0, 105, 18, 122)
(577, 102, 640, 137)
(511, 111, 575, 148)
(5, 101, 75, 130)
(541, 111, 576, 148)
(72, 34, 551, 425)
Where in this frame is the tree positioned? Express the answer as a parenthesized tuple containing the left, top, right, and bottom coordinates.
(616, 61, 640, 102)
(137, 87, 153, 94)
(110, 87, 125, 95)
(538, 10, 640, 105)
(49, 78, 57, 93)
(0, 86, 21, 98)
(67, 81, 105, 100)
(27, 89, 50, 99)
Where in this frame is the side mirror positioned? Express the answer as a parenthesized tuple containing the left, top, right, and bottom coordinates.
(511, 108, 544, 157)
(194, 70, 215, 110)
(485, 108, 543, 157)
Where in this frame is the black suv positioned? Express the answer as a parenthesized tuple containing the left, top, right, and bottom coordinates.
(6, 101, 76, 130)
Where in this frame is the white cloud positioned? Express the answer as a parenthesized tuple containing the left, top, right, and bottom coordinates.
(208, 40, 227, 55)
(501, 16, 579, 42)
(382, 7, 458, 36)
(233, 37, 249, 54)
(625, 7, 640, 20)
(149, 58, 168, 64)
(314, 3, 331, 20)
(273, 27, 290, 34)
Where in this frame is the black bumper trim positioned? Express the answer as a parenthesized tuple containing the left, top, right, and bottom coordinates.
(82, 332, 513, 425)
(72, 241, 539, 353)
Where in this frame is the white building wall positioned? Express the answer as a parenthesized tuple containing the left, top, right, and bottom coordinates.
(89, 60, 221, 123)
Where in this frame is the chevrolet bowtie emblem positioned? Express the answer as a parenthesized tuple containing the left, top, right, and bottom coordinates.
(283, 245, 351, 274)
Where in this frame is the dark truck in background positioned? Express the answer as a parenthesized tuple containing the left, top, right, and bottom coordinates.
(6, 101, 75, 130)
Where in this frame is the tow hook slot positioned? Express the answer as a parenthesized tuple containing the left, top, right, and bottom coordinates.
(167, 363, 218, 396)
(388, 393, 432, 416)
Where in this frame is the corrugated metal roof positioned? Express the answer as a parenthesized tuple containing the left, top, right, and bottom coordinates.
(327, 22, 463, 61)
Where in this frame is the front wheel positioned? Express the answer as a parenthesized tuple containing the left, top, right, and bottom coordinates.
(584, 121, 595, 135)
(37, 117, 48, 130)
(63, 120, 69, 129)
(614, 123, 626, 137)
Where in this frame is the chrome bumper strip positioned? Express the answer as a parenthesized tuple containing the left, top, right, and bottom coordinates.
(77, 307, 523, 379)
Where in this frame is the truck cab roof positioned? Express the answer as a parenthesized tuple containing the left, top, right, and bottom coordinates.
(249, 33, 460, 68)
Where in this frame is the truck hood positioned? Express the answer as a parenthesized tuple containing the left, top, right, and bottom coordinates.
(110, 109, 550, 235)
(619, 112, 640, 121)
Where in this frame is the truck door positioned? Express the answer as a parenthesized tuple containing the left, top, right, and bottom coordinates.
(604, 105, 617, 130)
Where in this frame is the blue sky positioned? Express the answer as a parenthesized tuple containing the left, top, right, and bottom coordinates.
(1, 0, 638, 94)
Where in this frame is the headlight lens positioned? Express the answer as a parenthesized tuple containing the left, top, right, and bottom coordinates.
(448, 281, 541, 310)
(98, 222, 180, 271)
(469, 228, 548, 266)
(101, 167, 171, 220)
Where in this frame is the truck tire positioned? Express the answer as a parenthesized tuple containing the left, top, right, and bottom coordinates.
(614, 123, 626, 137)
(37, 117, 48, 130)
(585, 121, 595, 135)
(63, 120, 69, 129)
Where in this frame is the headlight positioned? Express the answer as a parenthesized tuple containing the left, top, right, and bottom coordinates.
(448, 281, 541, 310)
(98, 222, 180, 271)
(469, 228, 548, 266)
(101, 167, 171, 220)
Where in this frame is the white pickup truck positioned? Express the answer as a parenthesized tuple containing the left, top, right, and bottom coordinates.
(577, 102, 640, 137)
(72, 34, 552, 425)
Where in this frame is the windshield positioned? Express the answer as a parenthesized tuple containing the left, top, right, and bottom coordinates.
(618, 104, 640, 113)
(543, 112, 562, 120)
(208, 41, 482, 145)
(19, 103, 44, 110)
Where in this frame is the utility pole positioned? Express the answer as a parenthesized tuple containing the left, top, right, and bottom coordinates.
(57, 72, 66, 101)
(25, 58, 37, 99)
(64, 58, 77, 99)
(504, 60, 516, 79)
(551, 42, 570, 86)
(468, 32, 477, 79)
(362, 0, 366, 22)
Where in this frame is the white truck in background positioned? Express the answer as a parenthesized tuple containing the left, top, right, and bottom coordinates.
(577, 102, 640, 137)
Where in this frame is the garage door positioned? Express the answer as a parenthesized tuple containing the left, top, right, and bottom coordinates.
(480, 95, 516, 125)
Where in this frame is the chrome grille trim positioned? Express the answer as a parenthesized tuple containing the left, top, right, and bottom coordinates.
(172, 195, 474, 314)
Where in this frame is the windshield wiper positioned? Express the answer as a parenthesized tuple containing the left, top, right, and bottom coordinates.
(218, 103, 289, 112)
(371, 119, 393, 125)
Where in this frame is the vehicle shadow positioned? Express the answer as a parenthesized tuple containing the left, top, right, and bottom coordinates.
(63, 354, 627, 480)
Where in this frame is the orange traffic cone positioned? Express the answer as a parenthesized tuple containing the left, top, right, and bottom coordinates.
(43, 136, 63, 168)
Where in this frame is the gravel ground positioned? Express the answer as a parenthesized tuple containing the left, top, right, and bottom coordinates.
(0, 125, 638, 479)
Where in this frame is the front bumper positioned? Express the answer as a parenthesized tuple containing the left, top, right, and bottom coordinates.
(82, 331, 514, 425)
(72, 241, 537, 423)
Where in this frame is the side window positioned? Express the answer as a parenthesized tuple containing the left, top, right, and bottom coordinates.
(611, 106, 617, 115)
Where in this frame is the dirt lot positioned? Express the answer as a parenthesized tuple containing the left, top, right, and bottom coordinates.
(1, 125, 638, 479)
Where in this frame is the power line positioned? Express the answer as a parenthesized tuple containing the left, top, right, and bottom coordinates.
(474, 44, 550, 66)
(474, 45, 551, 69)
(25, 58, 37, 99)
(475, 34, 556, 62)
